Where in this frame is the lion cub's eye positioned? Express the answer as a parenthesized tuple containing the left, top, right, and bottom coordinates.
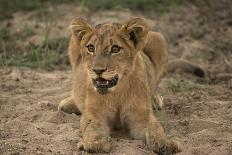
(86, 44, 95, 54)
(110, 45, 121, 54)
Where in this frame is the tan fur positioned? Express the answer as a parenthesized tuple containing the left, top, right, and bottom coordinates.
(58, 17, 182, 154)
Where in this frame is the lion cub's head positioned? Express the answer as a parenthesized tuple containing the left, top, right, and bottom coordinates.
(70, 17, 148, 94)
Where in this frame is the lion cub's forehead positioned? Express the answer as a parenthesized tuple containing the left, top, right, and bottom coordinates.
(94, 23, 121, 38)
(95, 22, 121, 32)
(89, 23, 122, 48)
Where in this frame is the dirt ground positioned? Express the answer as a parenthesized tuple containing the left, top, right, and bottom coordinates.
(0, 1, 232, 155)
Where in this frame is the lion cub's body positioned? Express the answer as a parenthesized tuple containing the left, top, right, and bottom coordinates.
(59, 18, 181, 154)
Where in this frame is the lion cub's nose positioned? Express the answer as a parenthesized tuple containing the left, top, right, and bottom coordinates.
(93, 68, 107, 76)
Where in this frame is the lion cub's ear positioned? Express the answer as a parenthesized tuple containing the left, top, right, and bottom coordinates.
(69, 17, 93, 41)
(121, 17, 148, 50)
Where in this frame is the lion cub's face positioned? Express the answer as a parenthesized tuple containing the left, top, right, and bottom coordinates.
(70, 18, 148, 94)
(83, 24, 136, 95)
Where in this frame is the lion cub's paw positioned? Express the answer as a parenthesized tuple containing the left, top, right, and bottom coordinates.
(58, 97, 80, 115)
(77, 138, 111, 153)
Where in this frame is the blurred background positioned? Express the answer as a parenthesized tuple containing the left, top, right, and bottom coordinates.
(0, 0, 231, 73)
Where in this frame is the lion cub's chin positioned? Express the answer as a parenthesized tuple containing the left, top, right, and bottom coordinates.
(93, 86, 116, 95)
(92, 74, 119, 95)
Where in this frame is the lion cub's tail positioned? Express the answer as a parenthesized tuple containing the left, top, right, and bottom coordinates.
(166, 59, 205, 77)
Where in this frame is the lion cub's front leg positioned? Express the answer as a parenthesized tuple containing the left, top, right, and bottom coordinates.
(78, 116, 111, 153)
(146, 115, 182, 154)
(125, 99, 181, 154)
(78, 98, 112, 153)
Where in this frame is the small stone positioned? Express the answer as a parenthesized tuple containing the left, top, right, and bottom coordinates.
(22, 132, 28, 136)
(22, 139, 28, 143)
(37, 151, 42, 154)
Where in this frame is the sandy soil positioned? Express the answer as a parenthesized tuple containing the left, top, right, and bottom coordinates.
(0, 1, 232, 155)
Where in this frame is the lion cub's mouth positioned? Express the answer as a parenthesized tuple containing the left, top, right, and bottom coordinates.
(93, 74, 119, 90)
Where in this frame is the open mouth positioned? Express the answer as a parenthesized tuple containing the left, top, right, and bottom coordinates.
(93, 74, 119, 89)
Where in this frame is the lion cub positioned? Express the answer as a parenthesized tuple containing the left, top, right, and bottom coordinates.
(58, 17, 182, 154)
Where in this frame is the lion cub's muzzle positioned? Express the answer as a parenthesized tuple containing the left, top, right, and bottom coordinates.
(89, 67, 119, 94)
(93, 75, 119, 89)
